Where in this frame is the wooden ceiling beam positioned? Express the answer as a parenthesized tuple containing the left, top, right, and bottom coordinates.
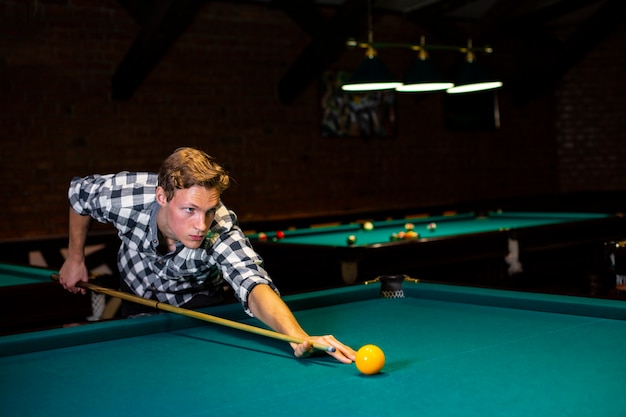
(275, 0, 369, 104)
(511, 0, 606, 26)
(113, 0, 156, 24)
(513, 0, 626, 101)
(553, 0, 626, 72)
(111, 0, 208, 100)
(470, 0, 520, 43)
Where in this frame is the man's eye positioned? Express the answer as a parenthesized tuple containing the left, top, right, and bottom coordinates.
(184, 208, 195, 213)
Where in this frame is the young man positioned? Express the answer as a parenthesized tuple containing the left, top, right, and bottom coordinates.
(58, 147, 356, 363)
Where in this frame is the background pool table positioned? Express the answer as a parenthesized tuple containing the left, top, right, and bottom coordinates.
(0, 263, 91, 334)
(2, 279, 626, 417)
(247, 211, 626, 295)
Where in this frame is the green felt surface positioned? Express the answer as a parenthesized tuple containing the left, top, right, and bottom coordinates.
(0, 263, 55, 287)
(247, 211, 610, 247)
(1, 282, 626, 417)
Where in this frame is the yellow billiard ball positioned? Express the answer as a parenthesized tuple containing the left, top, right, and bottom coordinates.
(404, 230, 419, 239)
(355, 344, 385, 375)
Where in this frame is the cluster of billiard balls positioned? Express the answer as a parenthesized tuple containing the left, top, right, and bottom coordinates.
(346, 221, 438, 245)
(388, 222, 437, 241)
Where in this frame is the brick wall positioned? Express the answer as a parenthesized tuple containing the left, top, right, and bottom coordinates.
(0, 1, 624, 240)
(556, 24, 626, 192)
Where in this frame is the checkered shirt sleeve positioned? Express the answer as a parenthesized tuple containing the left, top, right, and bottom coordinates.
(68, 172, 156, 232)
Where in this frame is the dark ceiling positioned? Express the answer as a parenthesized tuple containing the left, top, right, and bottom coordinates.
(111, 0, 626, 103)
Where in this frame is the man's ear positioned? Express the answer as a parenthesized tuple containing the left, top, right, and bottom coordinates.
(155, 186, 168, 206)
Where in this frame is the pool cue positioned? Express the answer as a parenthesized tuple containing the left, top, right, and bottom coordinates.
(50, 274, 336, 353)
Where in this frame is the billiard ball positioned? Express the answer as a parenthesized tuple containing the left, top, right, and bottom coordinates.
(427, 222, 437, 231)
(276, 231, 285, 239)
(355, 344, 385, 375)
(404, 223, 414, 231)
(404, 230, 419, 239)
(347, 235, 357, 245)
(258, 232, 267, 241)
(362, 221, 374, 231)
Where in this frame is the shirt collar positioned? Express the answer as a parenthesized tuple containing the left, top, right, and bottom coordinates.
(148, 200, 161, 247)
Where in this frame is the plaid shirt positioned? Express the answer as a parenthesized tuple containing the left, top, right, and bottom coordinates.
(68, 171, 277, 315)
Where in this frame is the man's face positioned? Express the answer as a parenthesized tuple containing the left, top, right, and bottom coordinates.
(156, 185, 220, 249)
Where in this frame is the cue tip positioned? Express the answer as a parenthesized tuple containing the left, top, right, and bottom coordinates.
(312, 342, 336, 353)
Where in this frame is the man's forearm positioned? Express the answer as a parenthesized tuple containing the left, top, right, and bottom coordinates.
(66, 208, 91, 263)
(247, 284, 308, 339)
(247, 283, 356, 362)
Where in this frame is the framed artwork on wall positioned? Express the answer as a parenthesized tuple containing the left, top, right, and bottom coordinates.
(444, 90, 501, 131)
(321, 70, 397, 138)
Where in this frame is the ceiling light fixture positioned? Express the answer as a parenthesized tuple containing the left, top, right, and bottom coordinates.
(446, 40, 503, 94)
(341, 45, 402, 92)
(396, 37, 454, 92)
(343, 11, 503, 95)
(341, 1, 401, 92)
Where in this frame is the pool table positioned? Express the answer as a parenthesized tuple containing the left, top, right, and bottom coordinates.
(0, 263, 91, 334)
(2, 278, 626, 417)
(247, 211, 625, 293)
